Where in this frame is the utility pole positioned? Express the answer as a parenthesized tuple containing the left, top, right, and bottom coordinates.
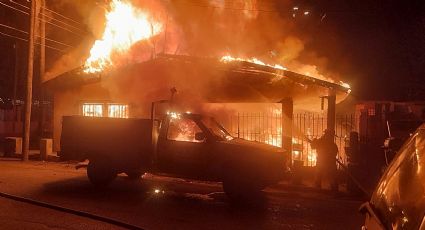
(38, 0, 46, 140)
(13, 42, 19, 104)
(13, 42, 20, 134)
(23, 0, 37, 161)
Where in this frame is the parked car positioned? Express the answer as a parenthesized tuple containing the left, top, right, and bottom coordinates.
(360, 123, 425, 229)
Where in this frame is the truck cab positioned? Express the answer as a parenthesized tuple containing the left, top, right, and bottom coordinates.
(155, 112, 286, 198)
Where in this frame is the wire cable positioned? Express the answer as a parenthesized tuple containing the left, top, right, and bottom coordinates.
(9, 0, 87, 33)
(0, 1, 87, 37)
(0, 22, 74, 48)
(10, 0, 84, 26)
(0, 1, 27, 14)
(0, 30, 66, 52)
(42, 6, 84, 26)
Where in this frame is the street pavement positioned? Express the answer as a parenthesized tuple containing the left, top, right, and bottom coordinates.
(0, 159, 365, 230)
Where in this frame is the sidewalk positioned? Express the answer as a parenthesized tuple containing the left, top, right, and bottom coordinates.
(0, 149, 60, 161)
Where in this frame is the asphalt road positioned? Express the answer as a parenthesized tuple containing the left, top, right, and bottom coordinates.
(0, 159, 364, 230)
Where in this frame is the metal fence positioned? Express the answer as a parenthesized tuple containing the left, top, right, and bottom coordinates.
(292, 113, 358, 166)
(226, 112, 283, 147)
(222, 111, 358, 167)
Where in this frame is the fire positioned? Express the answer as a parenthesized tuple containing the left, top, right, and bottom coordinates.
(221, 55, 287, 70)
(84, 0, 163, 73)
(220, 55, 351, 92)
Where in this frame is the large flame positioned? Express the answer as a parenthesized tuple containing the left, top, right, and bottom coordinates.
(220, 55, 351, 92)
(84, 0, 163, 73)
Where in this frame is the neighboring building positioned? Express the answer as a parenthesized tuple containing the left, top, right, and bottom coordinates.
(355, 101, 425, 142)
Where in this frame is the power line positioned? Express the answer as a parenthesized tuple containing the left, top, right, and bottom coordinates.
(41, 18, 86, 37)
(9, 0, 87, 33)
(42, 6, 84, 26)
(0, 1, 27, 14)
(0, 30, 26, 41)
(0, 1, 87, 37)
(9, 0, 84, 26)
(0, 30, 66, 52)
(0, 22, 74, 48)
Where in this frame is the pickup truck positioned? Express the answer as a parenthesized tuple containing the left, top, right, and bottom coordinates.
(60, 112, 286, 199)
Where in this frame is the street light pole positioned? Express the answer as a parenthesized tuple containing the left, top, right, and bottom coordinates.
(23, 0, 37, 161)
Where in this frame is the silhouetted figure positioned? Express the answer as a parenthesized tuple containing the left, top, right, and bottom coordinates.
(310, 129, 339, 191)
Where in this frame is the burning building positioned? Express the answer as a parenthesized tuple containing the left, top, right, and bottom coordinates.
(45, 54, 351, 167)
(43, 0, 352, 168)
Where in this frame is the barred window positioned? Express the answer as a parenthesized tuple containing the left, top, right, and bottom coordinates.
(108, 104, 129, 118)
(82, 103, 103, 117)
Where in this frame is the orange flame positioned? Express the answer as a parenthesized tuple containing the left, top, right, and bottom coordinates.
(84, 0, 163, 73)
(220, 55, 351, 92)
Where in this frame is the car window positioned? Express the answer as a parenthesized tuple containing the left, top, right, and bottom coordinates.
(167, 117, 203, 143)
(201, 117, 233, 141)
(371, 129, 425, 229)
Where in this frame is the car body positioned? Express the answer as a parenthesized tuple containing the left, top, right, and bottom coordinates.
(360, 123, 425, 229)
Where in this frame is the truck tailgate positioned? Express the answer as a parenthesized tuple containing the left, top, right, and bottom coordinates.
(60, 116, 153, 169)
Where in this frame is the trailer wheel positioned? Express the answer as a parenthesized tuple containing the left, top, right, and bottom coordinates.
(87, 160, 117, 187)
(125, 171, 143, 180)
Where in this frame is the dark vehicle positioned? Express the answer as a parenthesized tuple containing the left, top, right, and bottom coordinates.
(60, 112, 286, 199)
(382, 120, 423, 165)
(360, 123, 425, 229)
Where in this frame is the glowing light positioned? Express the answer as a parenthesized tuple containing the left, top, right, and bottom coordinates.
(339, 81, 351, 92)
(293, 6, 299, 10)
(84, 0, 163, 73)
(154, 189, 160, 194)
(82, 103, 103, 117)
(304, 11, 310, 15)
(167, 111, 181, 119)
(108, 104, 129, 118)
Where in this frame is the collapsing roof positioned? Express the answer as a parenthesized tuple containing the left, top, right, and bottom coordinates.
(44, 54, 350, 103)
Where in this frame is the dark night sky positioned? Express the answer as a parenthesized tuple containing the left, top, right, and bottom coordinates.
(310, 0, 425, 100)
(0, 0, 424, 101)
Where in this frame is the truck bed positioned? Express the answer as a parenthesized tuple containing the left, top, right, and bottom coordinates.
(60, 116, 153, 170)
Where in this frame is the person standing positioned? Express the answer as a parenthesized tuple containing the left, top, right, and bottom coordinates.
(310, 129, 339, 191)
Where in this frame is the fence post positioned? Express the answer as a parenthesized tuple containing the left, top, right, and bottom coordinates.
(327, 89, 337, 135)
(280, 97, 293, 167)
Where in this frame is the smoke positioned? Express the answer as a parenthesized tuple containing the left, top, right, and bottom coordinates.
(45, 0, 349, 114)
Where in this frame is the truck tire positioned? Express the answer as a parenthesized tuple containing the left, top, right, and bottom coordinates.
(87, 160, 117, 187)
(125, 171, 143, 179)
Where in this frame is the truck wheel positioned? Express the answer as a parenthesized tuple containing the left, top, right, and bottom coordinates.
(87, 160, 117, 187)
(125, 171, 143, 180)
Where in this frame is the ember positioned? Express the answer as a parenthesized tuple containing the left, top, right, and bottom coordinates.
(84, 0, 163, 73)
